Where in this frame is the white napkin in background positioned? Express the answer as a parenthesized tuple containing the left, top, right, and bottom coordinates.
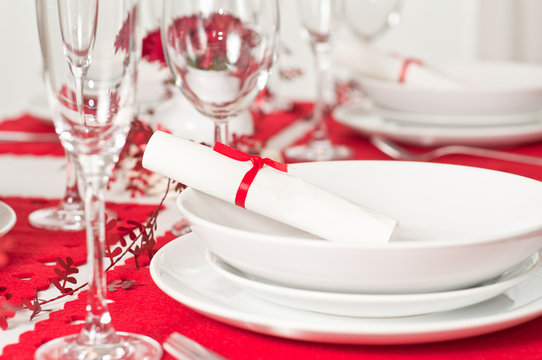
(333, 39, 465, 90)
(142, 131, 398, 244)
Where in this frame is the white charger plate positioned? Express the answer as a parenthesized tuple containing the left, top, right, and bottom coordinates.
(206, 250, 540, 318)
(0, 201, 16, 237)
(150, 234, 542, 345)
(334, 103, 542, 147)
(361, 62, 542, 116)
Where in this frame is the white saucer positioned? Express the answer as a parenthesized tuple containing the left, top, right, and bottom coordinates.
(0, 201, 16, 237)
(150, 233, 542, 345)
(334, 103, 542, 147)
(206, 250, 540, 318)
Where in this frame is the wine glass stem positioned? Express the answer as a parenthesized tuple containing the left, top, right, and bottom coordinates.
(72, 67, 87, 127)
(214, 120, 229, 146)
(78, 173, 118, 345)
(63, 152, 83, 210)
(311, 42, 333, 142)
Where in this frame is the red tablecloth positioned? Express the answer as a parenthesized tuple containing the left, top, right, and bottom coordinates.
(4, 109, 542, 359)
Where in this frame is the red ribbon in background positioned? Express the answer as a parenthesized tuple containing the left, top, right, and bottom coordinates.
(399, 58, 424, 83)
(213, 142, 288, 208)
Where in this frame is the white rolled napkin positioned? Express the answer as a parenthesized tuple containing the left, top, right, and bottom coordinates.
(333, 38, 464, 90)
(142, 131, 398, 243)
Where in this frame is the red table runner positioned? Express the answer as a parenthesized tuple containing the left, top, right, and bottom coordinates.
(4, 107, 542, 359)
(0, 115, 64, 156)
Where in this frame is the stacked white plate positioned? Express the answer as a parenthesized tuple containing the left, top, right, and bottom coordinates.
(334, 62, 542, 147)
(150, 161, 542, 345)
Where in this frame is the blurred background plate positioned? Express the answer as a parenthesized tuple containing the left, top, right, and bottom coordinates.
(334, 104, 542, 147)
(361, 62, 542, 116)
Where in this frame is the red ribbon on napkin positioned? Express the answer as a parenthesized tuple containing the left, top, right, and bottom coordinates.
(399, 58, 424, 83)
(213, 142, 288, 208)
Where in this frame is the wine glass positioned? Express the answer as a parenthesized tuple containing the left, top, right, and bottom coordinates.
(343, 0, 402, 43)
(28, 153, 85, 231)
(35, 0, 162, 359)
(284, 0, 352, 161)
(161, 0, 280, 146)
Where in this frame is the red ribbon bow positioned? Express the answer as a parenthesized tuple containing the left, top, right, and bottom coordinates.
(213, 142, 288, 208)
(398, 58, 424, 83)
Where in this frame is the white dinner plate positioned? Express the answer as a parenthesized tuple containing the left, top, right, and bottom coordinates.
(150, 234, 542, 345)
(334, 103, 542, 147)
(206, 250, 540, 318)
(361, 62, 542, 115)
(374, 104, 542, 127)
(0, 201, 16, 237)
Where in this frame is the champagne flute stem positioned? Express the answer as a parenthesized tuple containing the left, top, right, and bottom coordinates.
(63, 152, 83, 210)
(72, 67, 87, 127)
(78, 172, 118, 345)
(311, 41, 332, 142)
(214, 120, 229, 146)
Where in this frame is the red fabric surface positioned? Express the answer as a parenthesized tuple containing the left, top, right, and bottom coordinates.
(0, 197, 155, 308)
(5, 109, 542, 358)
(0, 114, 64, 156)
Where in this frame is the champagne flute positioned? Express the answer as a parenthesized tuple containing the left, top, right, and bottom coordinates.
(343, 0, 402, 43)
(161, 0, 280, 146)
(35, 0, 162, 358)
(284, 0, 352, 161)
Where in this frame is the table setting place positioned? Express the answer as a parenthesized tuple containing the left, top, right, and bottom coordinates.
(6, 0, 542, 359)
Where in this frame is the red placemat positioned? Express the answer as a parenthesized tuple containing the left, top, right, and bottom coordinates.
(0, 115, 64, 156)
(0, 197, 156, 307)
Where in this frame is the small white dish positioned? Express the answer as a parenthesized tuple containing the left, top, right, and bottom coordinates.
(177, 161, 542, 294)
(334, 103, 542, 147)
(361, 61, 542, 115)
(150, 234, 542, 345)
(207, 251, 540, 318)
(0, 201, 16, 237)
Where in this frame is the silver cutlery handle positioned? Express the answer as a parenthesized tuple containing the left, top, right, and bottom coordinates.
(437, 145, 542, 166)
(164, 332, 228, 360)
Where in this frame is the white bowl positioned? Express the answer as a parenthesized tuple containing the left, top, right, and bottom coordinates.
(177, 161, 542, 293)
(362, 62, 542, 116)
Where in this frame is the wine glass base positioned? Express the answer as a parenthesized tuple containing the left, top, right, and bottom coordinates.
(171, 218, 192, 236)
(28, 207, 85, 232)
(285, 140, 353, 162)
(34, 332, 163, 360)
(29, 207, 117, 232)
